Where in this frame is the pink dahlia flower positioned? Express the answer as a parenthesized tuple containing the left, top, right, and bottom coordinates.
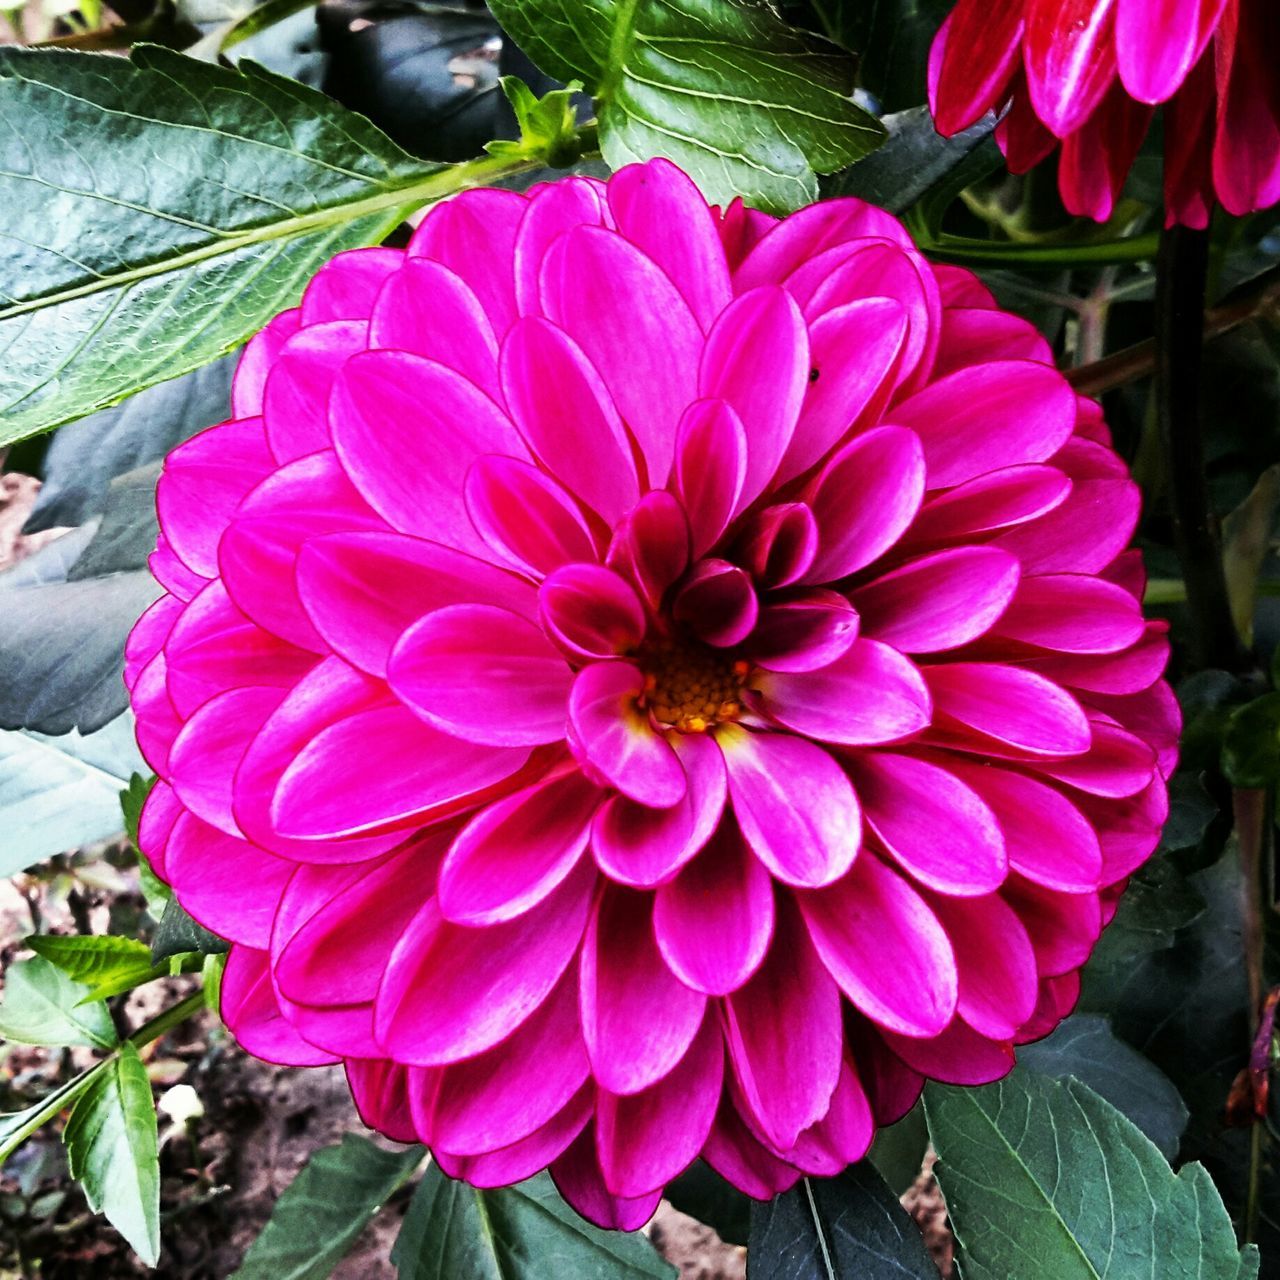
(928, 0, 1280, 226)
(127, 159, 1176, 1228)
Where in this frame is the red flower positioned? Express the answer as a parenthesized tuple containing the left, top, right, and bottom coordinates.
(929, 0, 1280, 226)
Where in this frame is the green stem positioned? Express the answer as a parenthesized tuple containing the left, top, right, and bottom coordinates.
(1155, 224, 1252, 673)
(914, 226, 1161, 268)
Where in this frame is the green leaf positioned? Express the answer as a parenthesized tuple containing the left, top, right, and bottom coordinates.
(488, 0, 885, 213)
(486, 76, 586, 167)
(0, 44, 504, 445)
(926, 1072, 1259, 1280)
(747, 1165, 937, 1279)
(0, 955, 117, 1050)
(392, 1167, 676, 1279)
(0, 714, 146, 875)
(25, 934, 168, 1003)
(666, 1160, 750, 1247)
(1222, 691, 1280, 787)
(150, 896, 230, 964)
(867, 1099, 929, 1195)
(120, 773, 155, 850)
(1019, 1014, 1189, 1159)
(233, 1134, 423, 1280)
(64, 1042, 160, 1267)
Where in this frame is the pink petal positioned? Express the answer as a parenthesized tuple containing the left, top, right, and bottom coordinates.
(605, 491, 691, 611)
(261, 319, 365, 463)
(514, 176, 608, 315)
(426, 963, 590, 1154)
(672, 559, 759, 648)
(540, 225, 701, 487)
(580, 884, 706, 1095)
(747, 590, 861, 673)
(850, 546, 1021, 653)
(500, 318, 640, 523)
(369, 258, 500, 398)
(753, 638, 930, 744)
(221, 947, 337, 1068)
(331, 349, 524, 553)
(652, 817, 775, 995)
(929, 892, 1039, 1040)
(300, 247, 400, 324)
(719, 725, 861, 888)
(606, 158, 733, 330)
(1212, 0, 1280, 217)
(538, 564, 647, 660)
(767, 1055, 874, 1174)
(891, 361, 1077, 489)
(799, 854, 958, 1037)
(136, 781, 181, 878)
(948, 763, 1103, 891)
(595, 1012, 723, 1197)
(388, 604, 571, 747)
(155, 417, 276, 578)
(724, 899, 843, 1150)
(670, 399, 748, 558)
(925, 663, 1092, 755)
(699, 286, 809, 511)
(568, 662, 686, 808)
(1024, 0, 1120, 137)
(803, 425, 926, 583)
(702, 1102, 803, 1200)
(994, 571, 1144, 658)
(778, 298, 909, 484)
(1029, 718, 1156, 797)
(902, 464, 1072, 548)
(132, 650, 182, 775)
(438, 770, 599, 925)
(409, 187, 526, 336)
(217, 449, 386, 651)
(233, 309, 301, 418)
(734, 504, 818, 588)
(347, 1061, 416, 1144)
(929, 0, 1026, 134)
(297, 530, 536, 677)
(1003, 874, 1102, 974)
(551, 1126, 662, 1231)
(465, 455, 600, 579)
(846, 752, 1007, 896)
(883, 1017, 1014, 1085)
(932, 307, 1052, 379)
(165, 813, 291, 948)
(1020, 621, 1170, 696)
(375, 856, 595, 1064)
(591, 732, 727, 886)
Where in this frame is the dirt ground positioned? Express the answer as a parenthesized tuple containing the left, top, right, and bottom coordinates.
(0, 470, 948, 1279)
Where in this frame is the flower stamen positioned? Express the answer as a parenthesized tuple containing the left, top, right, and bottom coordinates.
(639, 638, 750, 733)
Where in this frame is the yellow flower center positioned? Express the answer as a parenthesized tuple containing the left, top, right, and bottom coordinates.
(639, 637, 749, 733)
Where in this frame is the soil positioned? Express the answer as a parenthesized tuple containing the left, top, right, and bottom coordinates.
(0, 471, 949, 1278)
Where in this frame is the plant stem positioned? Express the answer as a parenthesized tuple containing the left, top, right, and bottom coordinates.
(1069, 264, 1280, 396)
(1154, 224, 1252, 673)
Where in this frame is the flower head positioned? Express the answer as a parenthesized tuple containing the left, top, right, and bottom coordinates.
(128, 159, 1176, 1227)
(929, 0, 1280, 226)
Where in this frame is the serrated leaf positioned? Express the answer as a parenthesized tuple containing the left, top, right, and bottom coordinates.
(0, 714, 146, 875)
(0, 956, 117, 1050)
(26, 935, 166, 1003)
(64, 1042, 160, 1267)
(489, 0, 885, 213)
(1019, 1014, 1188, 1158)
(24, 357, 234, 532)
(392, 1166, 676, 1279)
(926, 1072, 1258, 1279)
(233, 1134, 423, 1280)
(151, 897, 230, 964)
(747, 1165, 937, 1279)
(0, 44, 461, 445)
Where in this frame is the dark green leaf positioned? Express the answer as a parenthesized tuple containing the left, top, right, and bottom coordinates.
(151, 897, 230, 964)
(64, 1042, 160, 1267)
(747, 1165, 937, 1279)
(24, 358, 233, 532)
(489, 0, 885, 213)
(232, 1134, 423, 1280)
(1159, 770, 1218, 854)
(0, 955, 118, 1049)
(666, 1160, 751, 1247)
(0, 44, 456, 445)
(392, 1166, 675, 1279)
(867, 1100, 928, 1196)
(1177, 669, 1253, 773)
(1222, 692, 1280, 787)
(0, 715, 147, 874)
(26, 935, 167, 1003)
(1019, 1014, 1189, 1158)
(926, 1072, 1258, 1280)
(66, 463, 164, 582)
(822, 106, 993, 214)
(120, 773, 155, 850)
(1084, 855, 1207, 969)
